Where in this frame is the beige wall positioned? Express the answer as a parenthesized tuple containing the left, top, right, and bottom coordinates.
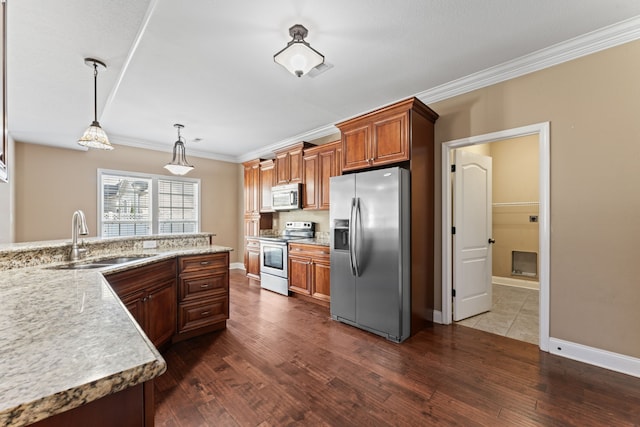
(14, 143, 242, 263)
(433, 39, 640, 358)
(490, 136, 539, 280)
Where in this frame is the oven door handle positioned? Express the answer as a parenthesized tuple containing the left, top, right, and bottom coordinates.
(349, 197, 356, 276)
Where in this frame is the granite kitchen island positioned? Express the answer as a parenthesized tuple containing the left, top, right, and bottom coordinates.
(0, 234, 232, 426)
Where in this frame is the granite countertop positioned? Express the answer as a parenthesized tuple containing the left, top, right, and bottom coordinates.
(0, 244, 232, 427)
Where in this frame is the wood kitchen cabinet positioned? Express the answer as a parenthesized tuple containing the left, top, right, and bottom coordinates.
(105, 258, 177, 350)
(302, 140, 341, 210)
(274, 142, 314, 185)
(337, 98, 434, 171)
(175, 252, 229, 342)
(259, 159, 275, 212)
(243, 159, 272, 274)
(245, 237, 261, 285)
(336, 97, 439, 336)
(31, 382, 154, 427)
(243, 159, 260, 215)
(288, 243, 331, 303)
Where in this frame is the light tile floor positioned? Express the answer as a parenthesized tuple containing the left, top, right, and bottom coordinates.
(455, 284, 539, 345)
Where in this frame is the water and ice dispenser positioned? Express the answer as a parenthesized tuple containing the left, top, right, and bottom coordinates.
(333, 219, 349, 250)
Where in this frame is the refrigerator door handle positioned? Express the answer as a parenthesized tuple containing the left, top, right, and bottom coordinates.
(353, 197, 361, 277)
(348, 197, 357, 276)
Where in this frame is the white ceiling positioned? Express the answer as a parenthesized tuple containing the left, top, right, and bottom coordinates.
(8, 1, 640, 163)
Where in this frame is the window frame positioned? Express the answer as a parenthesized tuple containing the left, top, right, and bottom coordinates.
(97, 168, 201, 237)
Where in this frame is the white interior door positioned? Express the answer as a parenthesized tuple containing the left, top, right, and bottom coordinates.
(453, 150, 493, 321)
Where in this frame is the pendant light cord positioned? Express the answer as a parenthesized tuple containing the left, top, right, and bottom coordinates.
(93, 62, 98, 123)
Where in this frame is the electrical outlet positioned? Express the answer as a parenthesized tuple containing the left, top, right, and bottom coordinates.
(529, 215, 538, 223)
(143, 240, 157, 249)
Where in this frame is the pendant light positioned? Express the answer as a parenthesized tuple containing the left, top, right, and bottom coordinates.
(274, 24, 324, 77)
(77, 58, 113, 150)
(164, 124, 194, 175)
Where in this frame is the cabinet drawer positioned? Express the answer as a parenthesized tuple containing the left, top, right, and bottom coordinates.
(288, 243, 330, 259)
(178, 296, 229, 333)
(179, 271, 228, 302)
(246, 237, 261, 249)
(179, 253, 228, 274)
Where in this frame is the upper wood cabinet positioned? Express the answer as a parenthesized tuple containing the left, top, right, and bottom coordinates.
(336, 98, 438, 172)
(274, 142, 314, 185)
(259, 159, 275, 212)
(243, 159, 260, 214)
(302, 141, 341, 210)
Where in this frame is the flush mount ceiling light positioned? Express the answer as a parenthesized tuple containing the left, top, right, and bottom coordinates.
(164, 124, 194, 175)
(274, 24, 324, 78)
(77, 58, 113, 150)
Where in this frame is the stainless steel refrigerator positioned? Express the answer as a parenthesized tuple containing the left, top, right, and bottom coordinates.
(330, 166, 411, 342)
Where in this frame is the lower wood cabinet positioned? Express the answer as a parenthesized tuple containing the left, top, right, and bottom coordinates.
(31, 382, 154, 427)
(105, 252, 231, 347)
(288, 243, 330, 303)
(245, 237, 261, 285)
(105, 258, 177, 350)
(175, 252, 229, 342)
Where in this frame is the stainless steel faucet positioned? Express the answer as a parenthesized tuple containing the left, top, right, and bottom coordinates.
(70, 210, 89, 261)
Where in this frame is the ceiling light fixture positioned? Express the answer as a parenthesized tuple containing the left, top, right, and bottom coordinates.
(77, 58, 113, 150)
(274, 24, 324, 78)
(164, 124, 194, 175)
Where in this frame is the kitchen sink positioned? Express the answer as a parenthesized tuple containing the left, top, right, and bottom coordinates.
(96, 256, 152, 265)
(50, 255, 153, 270)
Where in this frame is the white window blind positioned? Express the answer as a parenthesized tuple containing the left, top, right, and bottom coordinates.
(98, 169, 200, 237)
(158, 179, 198, 234)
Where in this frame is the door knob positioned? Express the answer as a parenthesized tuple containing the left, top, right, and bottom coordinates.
(488, 238, 496, 244)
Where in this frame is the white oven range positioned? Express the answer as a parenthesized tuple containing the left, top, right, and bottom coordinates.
(259, 221, 314, 295)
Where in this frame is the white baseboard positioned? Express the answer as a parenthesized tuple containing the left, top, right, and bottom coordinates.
(492, 275, 539, 290)
(549, 338, 640, 378)
(432, 310, 444, 324)
(230, 262, 245, 270)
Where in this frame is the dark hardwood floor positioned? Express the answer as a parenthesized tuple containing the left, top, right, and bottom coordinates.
(155, 270, 640, 426)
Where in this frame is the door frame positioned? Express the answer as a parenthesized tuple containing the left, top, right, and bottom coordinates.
(441, 122, 550, 351)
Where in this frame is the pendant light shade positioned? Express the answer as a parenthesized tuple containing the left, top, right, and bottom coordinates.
(77, 58, 113, 150)
(274, 24, 324, 78)
(164, 124, 194, 175)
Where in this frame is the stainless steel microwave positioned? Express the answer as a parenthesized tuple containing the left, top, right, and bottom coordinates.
(272, 183, 302, 211)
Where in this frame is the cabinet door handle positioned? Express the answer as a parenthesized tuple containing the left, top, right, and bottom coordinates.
(200, 284, 210, 288)
(200, 261, 211, 265)
(201, 311, 210, 316)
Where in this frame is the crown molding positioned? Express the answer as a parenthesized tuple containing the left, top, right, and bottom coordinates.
(236, 124, 340, 163)
(415, 15, 640, 104)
